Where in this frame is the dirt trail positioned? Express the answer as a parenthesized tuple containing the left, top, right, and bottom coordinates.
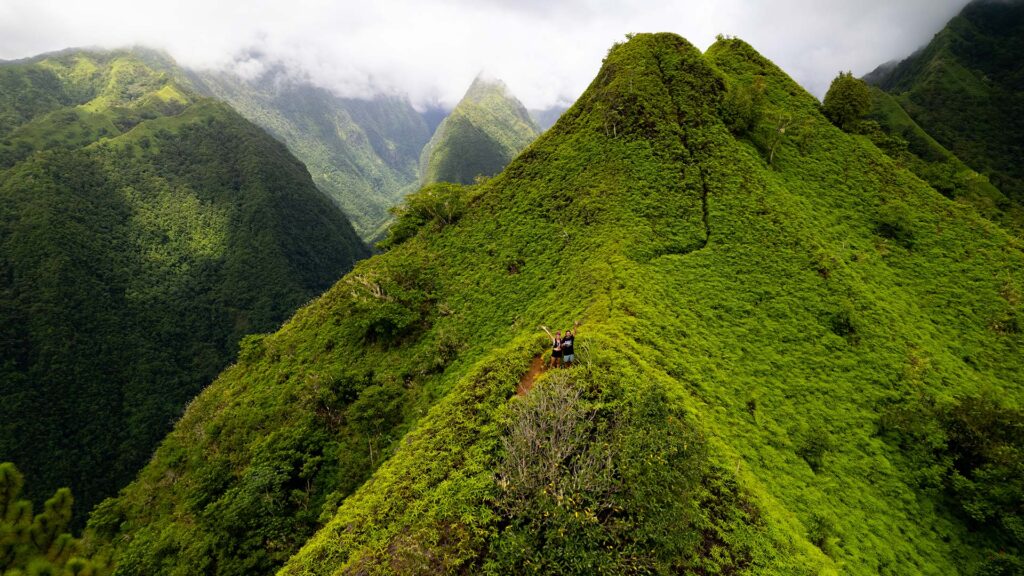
(516, 355, 545, 396)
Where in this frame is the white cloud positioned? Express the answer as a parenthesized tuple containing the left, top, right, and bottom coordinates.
(0, 0, 970, 108)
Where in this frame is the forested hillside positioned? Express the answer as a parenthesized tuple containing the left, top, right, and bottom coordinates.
(856, 85, 1024, 234)
(84, 34, 1023, 576)
(0, 49, 368, 526)
(865, 0, 1024, 207)
(419, 77, 539, 185)
(191, 69, 432, 240)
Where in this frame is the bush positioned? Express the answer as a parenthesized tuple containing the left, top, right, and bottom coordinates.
(796, 423, 833, 472)
(880, 392, 1024, 554)
(822, 72, 871, 131)
(0, 463, 105, 575)
(721, 76, 765, 135)
(379, 183, 471, 250)
(874, 205, 916, 249)
(490, 372, 712, 572)
(346, 261, 436, 344)
(806, 512, 841, 557)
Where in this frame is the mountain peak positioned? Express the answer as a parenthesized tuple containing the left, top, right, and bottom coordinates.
(574, 33, 725, 140)
(463, 74, 510, 101)
(79, 31, 1024, 576)
(418, 73, 539, 185)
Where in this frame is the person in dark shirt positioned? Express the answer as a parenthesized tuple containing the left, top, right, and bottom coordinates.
(561, 321, 579, 366)
(540, 326, 562, 368)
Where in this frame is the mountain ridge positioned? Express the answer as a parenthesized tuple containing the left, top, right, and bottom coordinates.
(189, 66, 432, 241)
(864, 0, 1024, 205)
(83, 33, 1023, 576)
(418, 76, 539, 185)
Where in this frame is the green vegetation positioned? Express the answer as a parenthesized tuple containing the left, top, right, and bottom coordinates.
(378, 182, 472, 250)
(419, 77, 539, 185)
(1, 463, 107, 576)
(862, 85, 1024, 234)
(819, 63, 1024, 234)
(82, 33, 1023, 575)
(822, 72, 871, 131)
(865, 0, 1024, 206)
(0, 49, 368, 527)
(881, 391, 1024, 572)
(191, 70, 432, 240)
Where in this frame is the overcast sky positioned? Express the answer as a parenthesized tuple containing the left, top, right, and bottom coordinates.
(0, 0, 970, 109)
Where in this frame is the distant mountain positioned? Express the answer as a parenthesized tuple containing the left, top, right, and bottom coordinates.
(529, 104, 570, 131)
(419, 77, 539, 185)
(418, 103, 450, 136)
(865, 0, 1024, 205)
(863, 85, 1024, 233)
(86, 34, 1023, 576)
(190, 67, 432, 240)
(0, 48, 368, 524)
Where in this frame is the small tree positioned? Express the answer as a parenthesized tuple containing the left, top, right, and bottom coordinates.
(377, 182, 471, 251)
(822, 71, 871, 131)
(721, 76, 766, 135)
(0, 463, 104, 574)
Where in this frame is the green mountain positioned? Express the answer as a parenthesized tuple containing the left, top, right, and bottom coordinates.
(0, 48, 368, 526)
(864, 0, 1024, 207)
(861, 85, 1024, 234)
(190, 68, 432, 240)
(83, 34, 1023, 575)
(419, 77, 539, 185)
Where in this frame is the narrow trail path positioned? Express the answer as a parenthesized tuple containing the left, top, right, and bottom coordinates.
(516, 355, 546, 396)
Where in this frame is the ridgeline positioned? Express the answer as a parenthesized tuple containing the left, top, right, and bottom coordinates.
(865, 0, 1024, 210)
(419, 76, 539, 185)
(191, 69, 432, 241)
(81, 34, 1023, 575)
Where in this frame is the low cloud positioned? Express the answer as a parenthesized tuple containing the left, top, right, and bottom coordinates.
(0, 0, 970, 108)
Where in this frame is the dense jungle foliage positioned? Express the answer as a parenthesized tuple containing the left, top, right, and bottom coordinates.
(191, 69, 432, 240)
(865, 0, 1024, 208)
(0, 49, 368, 529)
(1, 462, 109, 575)
(419, 77, 539, 186)
(82, 33, 1022, 576)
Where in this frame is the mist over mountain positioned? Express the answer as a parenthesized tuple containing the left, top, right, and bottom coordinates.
(0, 1, 975, 110)
(190, 64, 432, 240)
(529, 105, 570, 131)
(419, 103, 451, 136)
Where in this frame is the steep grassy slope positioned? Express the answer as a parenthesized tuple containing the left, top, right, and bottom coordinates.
(863, 86, 1024, 234)
(87, 34, 1023, 576)
(191, 70, 432, 240)
(865, 0, 1024, 205)
(0, 49, 368, 525)
(419, 77, 539, 185)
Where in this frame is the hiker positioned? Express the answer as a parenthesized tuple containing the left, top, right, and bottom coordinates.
(540, 326, 562, 368)
(561, 321, 579, 366)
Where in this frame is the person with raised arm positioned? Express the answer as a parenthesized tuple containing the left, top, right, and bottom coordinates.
(540, 325, 562, 368)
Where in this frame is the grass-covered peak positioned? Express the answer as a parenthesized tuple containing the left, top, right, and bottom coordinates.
(86, 32, 1023, 576)
(418, 74, 539, 185)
